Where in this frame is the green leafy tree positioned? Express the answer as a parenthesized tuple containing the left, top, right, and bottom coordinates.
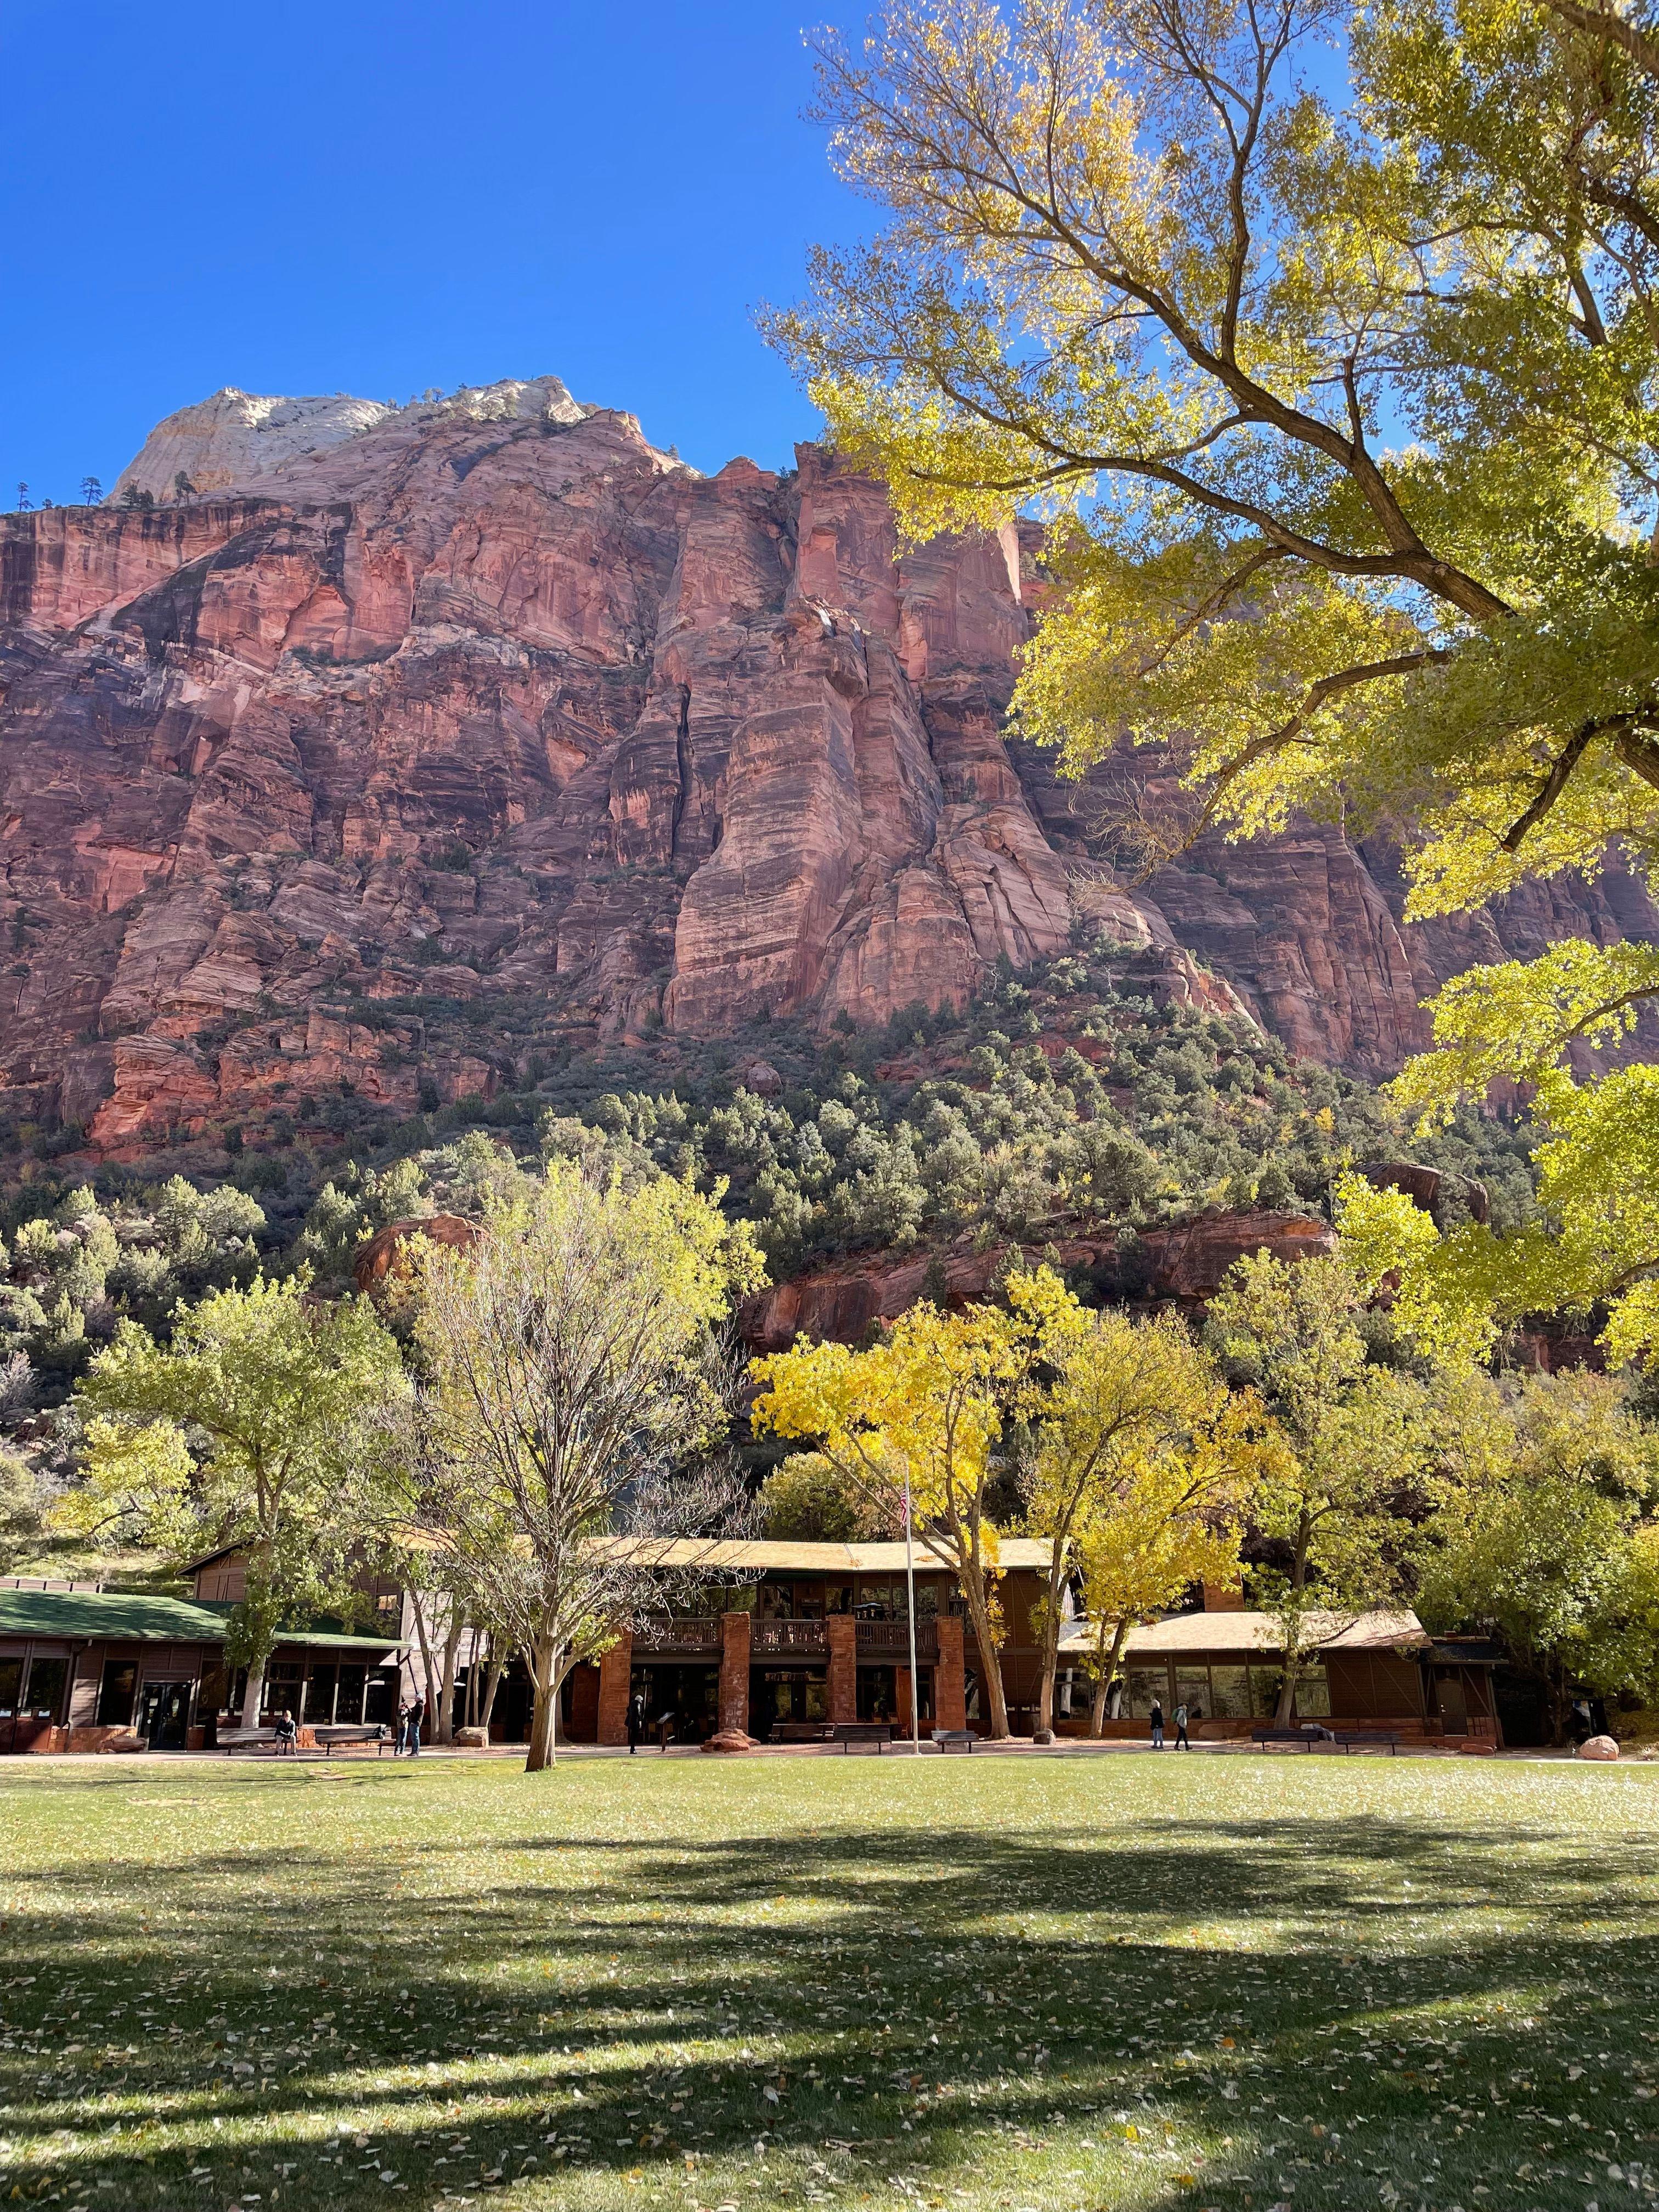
(757, 1451, 903, 1541)
(65, 1277, 404, 1726)
(766, 0, 1659, 1354)
(0, 1451, 43, 1575)
(406, 1164, 764, 1771)
(1418, 1369, 1659, 1740)
(1208, 1251, 1428, 1719)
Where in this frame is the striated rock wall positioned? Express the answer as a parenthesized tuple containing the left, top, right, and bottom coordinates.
(2, 379, 1654, 1155)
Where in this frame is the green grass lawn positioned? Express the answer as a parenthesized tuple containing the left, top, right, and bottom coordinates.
(0, 1753, 1652, 2212)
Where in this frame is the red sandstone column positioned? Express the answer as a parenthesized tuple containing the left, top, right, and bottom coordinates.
(597, 1630, 633, 1747)
(827, 1615, 857, 1724)
(896, 1666, 914, 1736)
(935, 1616, 967, 1731)
(703, 1611, 753, 1751)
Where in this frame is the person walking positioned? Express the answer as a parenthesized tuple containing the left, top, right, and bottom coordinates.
(1149, 1696, 1165, 1750)
(627, 1688, 646, 1755)
(1174, 1700, 1190, 1751)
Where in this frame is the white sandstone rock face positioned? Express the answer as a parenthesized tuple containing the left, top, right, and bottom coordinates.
(112, 388, 396, 499)
(112, 376, 588, 501)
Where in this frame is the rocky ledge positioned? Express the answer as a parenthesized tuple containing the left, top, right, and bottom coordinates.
(1, 377, 1650, 1157)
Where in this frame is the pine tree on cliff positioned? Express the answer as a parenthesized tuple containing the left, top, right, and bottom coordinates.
(13, 483, 28, 512)
(78, 477, 102, 507)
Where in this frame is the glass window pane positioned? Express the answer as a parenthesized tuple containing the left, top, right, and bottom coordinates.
(1295, 1668, 1331, 1718)
(23, 1657, 66, 1720)
(1175, 1671, 1210, 1719)
(303, 1668, 337, 1723)
(1209, 1665, 1250, 1718)
(97, 1660, 138, 1727)
(336, 1666, 367, 1723)
(1250, 1666, 1283, 1718)
(1125, 1666, 1170, 1717)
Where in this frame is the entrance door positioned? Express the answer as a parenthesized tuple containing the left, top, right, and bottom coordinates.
(1435, 1672, 1469, 1732)
(139, 1680, 193, 1750)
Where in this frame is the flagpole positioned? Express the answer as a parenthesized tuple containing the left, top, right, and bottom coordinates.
(903, 1462, 921, 1755)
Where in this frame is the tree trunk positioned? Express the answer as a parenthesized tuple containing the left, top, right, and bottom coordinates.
(240, 1662, 266, 1731)
(962, 1577, 1010, 1739)
(1274, 1515, 1313, 1724)
(1090, 1617, 1130, 1739)
(524, 1633, 558, 1772)
(465, 1630, 482, 1728)
(480, 1647, 505, 1733)
(1034, 1555, 1070, 1737)
(408, 1587, 439, 1740)
(436, 1618, 463, 1746)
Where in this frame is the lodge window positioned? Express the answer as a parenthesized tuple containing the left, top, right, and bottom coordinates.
(303, 1667, 338, 1724)
(97, 1660, 138, 1728)
(22, 1656, 66, 1723)
(265, 1663, 303, 1720)
(1208, 1665, 1250, 1719)
(1294, 1668, 1331, 1718)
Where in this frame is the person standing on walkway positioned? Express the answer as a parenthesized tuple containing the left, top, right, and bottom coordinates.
(627, 1688, 646, 1754)
(1149, 1696, 1165, 1750)
(1174, 1700, 1190, 1750)
(393, 1701, 409, 1757)
(404, 1695, 424, 1757)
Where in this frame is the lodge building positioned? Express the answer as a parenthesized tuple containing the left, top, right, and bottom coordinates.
(1, 1539, 1503, 1751)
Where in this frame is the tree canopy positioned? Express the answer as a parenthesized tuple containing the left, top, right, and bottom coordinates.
(769, 0, 1659, 1356)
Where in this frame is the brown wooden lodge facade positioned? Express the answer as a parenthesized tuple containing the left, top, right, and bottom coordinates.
(1, 1539, 1502, 1752)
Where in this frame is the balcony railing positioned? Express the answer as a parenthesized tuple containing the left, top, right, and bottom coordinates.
(635, 1616, 721, 1658)
(751, 1619, 828, 1658)
(856, 1619, 939, 1662)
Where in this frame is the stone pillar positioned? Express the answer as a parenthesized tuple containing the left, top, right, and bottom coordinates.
(935, 1616, 967, 1731)
(703, 1611, 753, 1752)
(827, 1614, 857, 1724)
(597, 1629, 633, 1747)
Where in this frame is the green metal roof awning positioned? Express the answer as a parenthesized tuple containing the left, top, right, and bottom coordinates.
(0, 1588, 404, 1655)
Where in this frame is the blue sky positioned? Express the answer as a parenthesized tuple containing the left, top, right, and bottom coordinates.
(0, 1, 854, 501)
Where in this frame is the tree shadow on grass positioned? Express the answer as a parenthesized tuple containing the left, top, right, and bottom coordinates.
(1, 1792, 1654, 2210)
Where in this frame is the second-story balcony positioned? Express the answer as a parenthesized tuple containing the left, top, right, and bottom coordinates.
(751, 1618, 828, 1658)
(856, 1618, 939, 1662)
(635, 1616, 721, 1659)
(635, 1615, 941, 1664)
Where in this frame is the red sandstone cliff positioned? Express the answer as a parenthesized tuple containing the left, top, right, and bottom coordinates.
(1, 379, 1651, 1155)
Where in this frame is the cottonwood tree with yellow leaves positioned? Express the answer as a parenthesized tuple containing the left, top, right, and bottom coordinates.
(751, 1294, 1029, 1736)
(1007, 1271, 1261, 1735)
(769, 0, 1659, 1360)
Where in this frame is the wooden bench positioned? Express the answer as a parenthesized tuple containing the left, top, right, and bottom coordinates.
(1333, 1730, 1402, 1756)
(772, 1722, 836, 1745)
(1251, 1725, 1335, 1751)
(931, 1728, 975, 1753)
(312, 1724, 389, 1757)
(830, 1722, 896, 1753)
(220, 1727, 291, 1757)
